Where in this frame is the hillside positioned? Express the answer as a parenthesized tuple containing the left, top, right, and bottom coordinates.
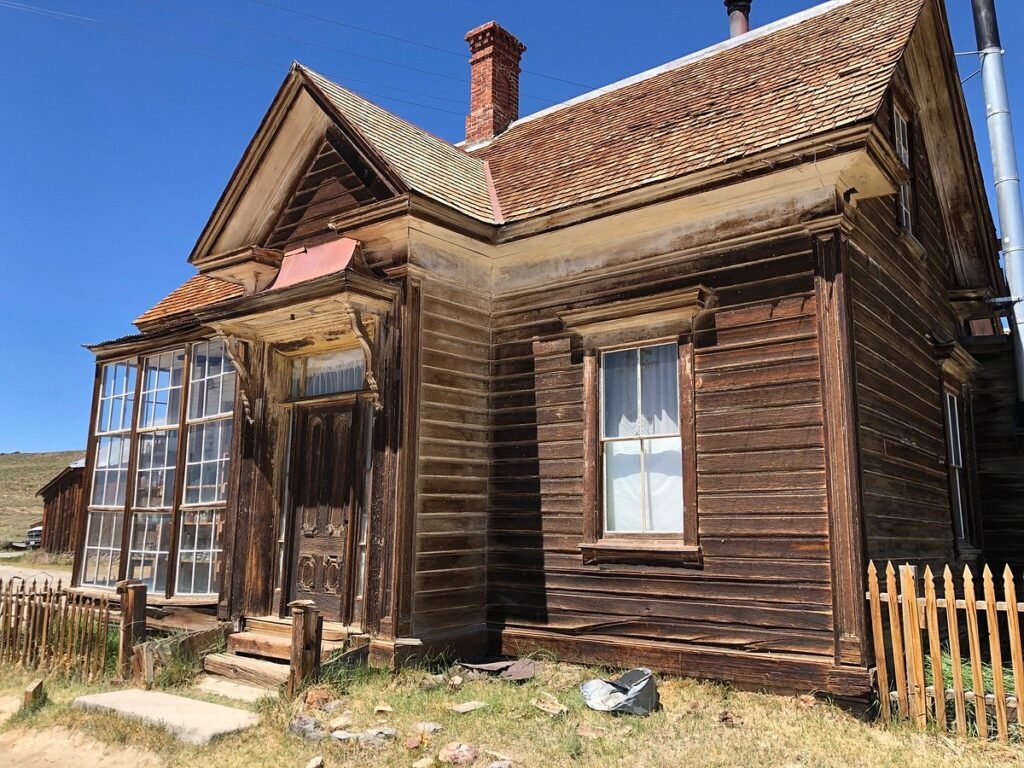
(0, 450, 84, 545)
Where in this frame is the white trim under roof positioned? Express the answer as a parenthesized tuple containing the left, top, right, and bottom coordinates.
(479, 0, 854, 143)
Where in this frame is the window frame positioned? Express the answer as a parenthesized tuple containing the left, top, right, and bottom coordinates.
(76, 339, 236, 599)
(893, 103, 915, 235)
(581, 335, 700, 566)
(942, 382, 979, 550)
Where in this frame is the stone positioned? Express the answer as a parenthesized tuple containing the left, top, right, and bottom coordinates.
(72, 690, 260, 746)
(330, 730, 359, 742)
(438, 742, 480, 765)
(415, 721, 444, 734)
(328, 711, 354, 730)
(448, 675, 464, 689)
(488, 762, 513, 768)
(290, 715, 327, 741)
(358, 733, 386, 749)
(374, 703, 394, 715)
(323, 699, 347, 714)
(304, 757, 324, 768)
(305, 689, 333, 710)
(405, 733, 424, 750)
(530, 695, 567, 717)
(447, 701, 487, 714)
(412, 759, 438, 768)
(365, 726, 397, 739)
(420, 673, 446, 691)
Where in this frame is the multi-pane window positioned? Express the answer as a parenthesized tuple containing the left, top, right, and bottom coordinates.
(178, 339, 234, 594)
(601, 343, 683, 533)
(177, 509, 224, 595)
(80, 341, 235, 596)
(894, 106, 914, 233)
(944, 391, 969, 542)
(91, 361, 137, 508)
(290, 347, 365, 398)
(80, 510, 124, 588)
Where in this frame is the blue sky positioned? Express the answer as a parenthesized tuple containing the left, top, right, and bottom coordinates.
(0, 0, 1021, 452)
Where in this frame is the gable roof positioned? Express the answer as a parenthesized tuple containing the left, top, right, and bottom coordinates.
(300, 67, 497, 224)
(470, 0, 924, 222)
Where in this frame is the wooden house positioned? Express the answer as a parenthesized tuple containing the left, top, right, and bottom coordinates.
(70, 0, 1019, 697)
(37, 458, 85, 553)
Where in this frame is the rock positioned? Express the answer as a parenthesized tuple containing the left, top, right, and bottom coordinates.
(448, 675, 464, 689)
(304, 689, 333, 710)
(415, 721, 444, 734)
(328, 712, 354, 730)
(412, 758, 438, 768)
(304, 757, 324, 768)
(289, 715, 326, 741)
(358, 733, 386, 749)
(374, 703, 394, 715)
(365, 726, 397, 739)
(330, 730, 359, 742)
(420, 673, 447, 691)
(459, 668, 490, 683)
(447, 701, 487, 714)
(438, 742, 480, 765)
(488, 762, 513, 768)
(530, 693, 567, 717)
(718, 710, 742, 728)
(405, 733, 424, 750)
(323, 699, 347, 714)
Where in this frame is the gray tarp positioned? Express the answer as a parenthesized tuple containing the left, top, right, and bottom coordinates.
(580, 668, 660, 716)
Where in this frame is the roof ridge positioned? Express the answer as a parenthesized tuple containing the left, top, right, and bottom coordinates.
(488, 0, 856, 140)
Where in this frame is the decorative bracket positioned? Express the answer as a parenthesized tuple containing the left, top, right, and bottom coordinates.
(219, 334, 255, 424)
(342, 302, 382, 410)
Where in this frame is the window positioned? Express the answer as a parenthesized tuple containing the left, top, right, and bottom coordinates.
(177, 339, 234, 594)
(80, 340, 235, 597)
(290, 347, 365, 398)
(601, 343, 684, 533)
(894, 106, 914, 233)
(944, 390, 971, 543)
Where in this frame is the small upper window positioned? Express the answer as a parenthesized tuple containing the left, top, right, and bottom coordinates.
(894, 106, 914, 233)
(600, 343, 683, 533)
(291, 348, 366, 399)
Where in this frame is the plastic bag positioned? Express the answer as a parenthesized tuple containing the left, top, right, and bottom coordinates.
(580, 667, 660, 716)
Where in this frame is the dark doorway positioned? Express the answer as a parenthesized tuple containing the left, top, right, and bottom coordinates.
(287, 399, 360, 622)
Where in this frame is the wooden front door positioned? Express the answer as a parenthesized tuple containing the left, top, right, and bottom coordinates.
(288, 401, 360, 622)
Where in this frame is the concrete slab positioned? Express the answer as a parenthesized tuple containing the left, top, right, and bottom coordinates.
(73, 689, 260, 745)
(196, 675, 278, 704)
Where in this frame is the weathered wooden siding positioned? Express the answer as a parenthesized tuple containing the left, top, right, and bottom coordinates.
(847, 81, 961, 568)
(489, 236, 840, 679)
(412, 277, 491, 647)
(966, 336, 1024, 570)
(39, 466, 84, 553)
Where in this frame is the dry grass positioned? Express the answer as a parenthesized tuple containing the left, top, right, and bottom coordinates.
(0, 450, 83, 545)
(2, 660, 1023, 767)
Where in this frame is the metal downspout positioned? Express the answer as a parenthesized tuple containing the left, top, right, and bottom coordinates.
(973, 0, 1024, 400)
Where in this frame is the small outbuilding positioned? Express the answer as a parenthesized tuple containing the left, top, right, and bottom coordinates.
(36, 458, 85, 553)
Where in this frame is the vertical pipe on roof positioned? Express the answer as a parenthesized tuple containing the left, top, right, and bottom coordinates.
(725, 1, 752, 38)
(972, 0, 1024, 401)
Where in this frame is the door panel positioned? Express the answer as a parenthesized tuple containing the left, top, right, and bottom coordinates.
(289, 402, 358, 622)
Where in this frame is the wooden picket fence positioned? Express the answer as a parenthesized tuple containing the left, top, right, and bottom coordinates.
(867, 561, 1024, 742)
(0, 577, 112, 680)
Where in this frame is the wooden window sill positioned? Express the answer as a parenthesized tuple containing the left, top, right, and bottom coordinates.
(899, 228, 926, 260)
(580, 539, 702, 567)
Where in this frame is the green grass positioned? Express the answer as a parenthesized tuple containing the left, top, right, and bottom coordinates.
(923, 647, 1022, 740)
(0, 450, 83, 545)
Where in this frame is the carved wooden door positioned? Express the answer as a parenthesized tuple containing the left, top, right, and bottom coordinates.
(289, 402, 358, 622)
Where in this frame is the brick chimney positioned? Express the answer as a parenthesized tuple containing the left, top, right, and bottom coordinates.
(465, 21, 526, 145)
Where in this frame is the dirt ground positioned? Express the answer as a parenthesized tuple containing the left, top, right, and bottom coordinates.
(0, 726, 159, 767)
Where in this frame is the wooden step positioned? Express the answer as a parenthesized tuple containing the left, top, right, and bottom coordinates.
(203, 652, 289, 688)
(244, 616, 350, 643)
(228, 630, 345, 662)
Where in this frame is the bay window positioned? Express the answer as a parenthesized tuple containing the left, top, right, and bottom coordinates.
(80, 339, 235, 597)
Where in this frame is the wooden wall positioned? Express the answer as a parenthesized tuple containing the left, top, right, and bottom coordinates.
(966, 335, 1024, 570)
(39, 466, 83, 553)
(487, 235, 846, 688)
(410, 274, 491, 652)
(846, 79, 961, 569)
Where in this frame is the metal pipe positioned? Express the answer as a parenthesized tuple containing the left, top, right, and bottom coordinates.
(725, 1, 751, 38)
(972, 0, 1024, 400)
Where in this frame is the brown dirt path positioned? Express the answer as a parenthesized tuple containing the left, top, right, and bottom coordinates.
(0, 726, 160, 767)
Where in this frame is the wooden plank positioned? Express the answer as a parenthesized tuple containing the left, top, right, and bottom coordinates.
(900, 566, 927, 729)
(942, 568, 966, 734)
(923, 566, 945, 728)
(1003, 566, 1024, 729)
(885, 563, 909, 717)
(983, 566, 1008, 742)
(962, 566, 987, 738)
(203, 652, 289, 688)
(867, 562, 891, 723)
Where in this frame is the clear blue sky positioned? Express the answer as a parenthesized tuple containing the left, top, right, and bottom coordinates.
(0, 0, 1021, 452)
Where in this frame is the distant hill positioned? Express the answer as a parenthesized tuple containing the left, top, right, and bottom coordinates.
(0, 450, 84, 544)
